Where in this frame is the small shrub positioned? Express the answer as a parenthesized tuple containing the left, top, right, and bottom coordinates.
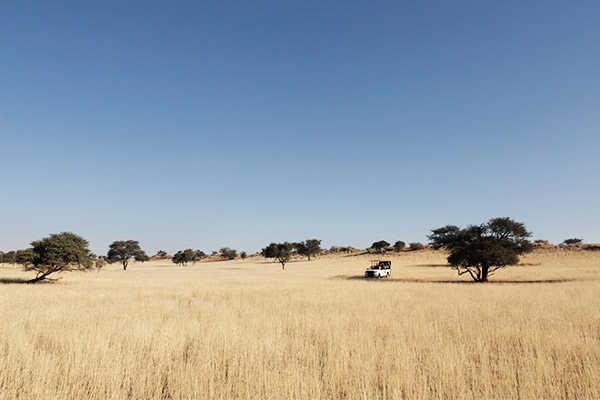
(393, 241, 406, 252)
(409, 242, 425, 251)
(562, 238, 583, 245)
(371, 241, 390, 253)
(220, 247, 238, 260)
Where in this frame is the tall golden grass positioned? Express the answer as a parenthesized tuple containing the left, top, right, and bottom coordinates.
(0, 250, 599, 399)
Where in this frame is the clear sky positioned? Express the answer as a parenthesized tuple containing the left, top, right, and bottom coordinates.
(1, 1, 599, 255)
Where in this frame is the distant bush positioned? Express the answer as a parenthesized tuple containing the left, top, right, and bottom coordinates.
(409, 242, 425, 251)
(195, 250, 206, 260)
(220, 247, 238, 260)
(583, 245, 600, 251)
(154, 250, 168, 259)
(562, 238, 583, 245)
(329, 246, 360, 253)
(0, 250, 16, 264)
(393, 241, 406, 252)
(135, 253, 150, 263)
(371, 240, 390, 253)
(295, 239, 322, 261)
(533, 240, 550, 249)
(172, 249, 195, 266)
(261, 242, 294, 269)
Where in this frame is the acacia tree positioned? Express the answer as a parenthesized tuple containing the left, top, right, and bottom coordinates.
(295, 239, 322, 261)
(16, 232, 95, 283)
(371, 240, 390, 253)
(428, 217, 533, 282)
(154, 250, 168, 259)
(262, 242, 294, 269)
(220, 247, 238, 260)
(106, 240, 147, 270)
(1, 251, 16, 265)
(393, 241, 406, 252)
(409, 242, 425, 251)
(194, 250, 206, 263)
(562, 238, 583, 245)
(173, 249, 195, 266)
(135, 253, 150, 263)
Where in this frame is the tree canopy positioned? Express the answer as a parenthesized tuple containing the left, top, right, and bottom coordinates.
(262, 242, 294, 269)
(295, 239, 322, 261)
(106, 240, 147, 270)
(173, 249, 196, 266)
(371, 240, 390, 253)
(393, 241, 406, 252)
(428, 217, 533, 282)
(219, 247, 238, 260)
(1, 250, 16, 265)
(154, 250, 168, 259)
(16, 232, 95, 283)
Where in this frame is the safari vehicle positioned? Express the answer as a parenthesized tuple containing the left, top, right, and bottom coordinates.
(364, 260, 391, 278)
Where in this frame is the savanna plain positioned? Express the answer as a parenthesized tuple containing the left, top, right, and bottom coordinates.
(1, 249, 599, 400)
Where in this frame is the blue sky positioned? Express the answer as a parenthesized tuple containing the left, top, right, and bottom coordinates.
(1, 1, 599, 255)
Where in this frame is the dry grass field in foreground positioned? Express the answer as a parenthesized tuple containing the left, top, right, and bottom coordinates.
(0, 249, 599, 399)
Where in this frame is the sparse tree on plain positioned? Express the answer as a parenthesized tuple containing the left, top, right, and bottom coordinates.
(1, 250, 16, 265)
(15, 232, 95, 283)
(562, 238, 583, 245)
(371, 240, 390, 253)
(409, 242, 425, 251)
(262, 242, 295, 269)
(428, 217, 533, 282)
(295, 239, 322, 261)
(106, 240, 147, 270)
(194, 250, 206, 263)
(154, 250, 168, 259)
(135, 253, 150, 263)
(173, 249, 195, 266)
(393, 241, 406, 252)
(220, 247, 238, 260)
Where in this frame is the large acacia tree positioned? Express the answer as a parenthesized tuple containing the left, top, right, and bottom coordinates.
(16, 232, 95, 283)
(106, 240, 147, 270)
(428, 217, 533, 282)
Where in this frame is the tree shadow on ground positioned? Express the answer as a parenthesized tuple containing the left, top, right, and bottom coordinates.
(335, 276, 577, 284)
(420, 264, 449, 268)
(0, 277, 33, 284)
(0, 277, 60, 284)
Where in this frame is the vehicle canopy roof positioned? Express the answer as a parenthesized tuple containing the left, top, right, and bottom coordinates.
(370, 260, 391, 269)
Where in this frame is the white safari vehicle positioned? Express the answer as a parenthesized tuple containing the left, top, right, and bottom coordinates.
(364, 260, 391, 278)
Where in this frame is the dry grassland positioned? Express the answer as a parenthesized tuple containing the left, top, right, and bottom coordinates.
(1, 250, 599, 399)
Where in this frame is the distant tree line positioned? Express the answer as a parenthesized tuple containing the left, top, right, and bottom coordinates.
(261, 239, 322, 269)
(368, 240, 424, 253)
(172, 249, 206, 266)
(1, 225, 595, 283)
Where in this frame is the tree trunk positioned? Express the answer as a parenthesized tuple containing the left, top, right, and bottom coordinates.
(480, 264, 489, 282)
(123, 261, 128, 271)
(28, 272, 51, 283)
